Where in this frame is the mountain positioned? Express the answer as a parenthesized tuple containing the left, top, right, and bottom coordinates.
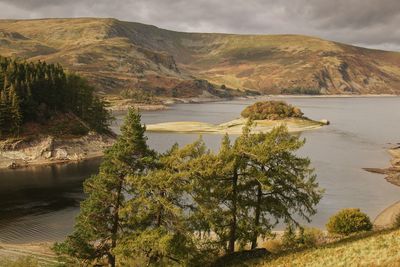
(1, 18, 400, 97)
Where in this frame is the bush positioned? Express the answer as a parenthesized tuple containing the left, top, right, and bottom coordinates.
(281, 225, 325, 250)
(298, 227, 325, 247)
(326, 208, 373, 236)
(241, 100, 304, 120)
(393, 213, 400, 228)
(281, 224, 298, 249)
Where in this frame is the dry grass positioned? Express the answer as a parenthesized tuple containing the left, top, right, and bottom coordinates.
(1, 18, 400, 96)
(241, 229, 400, 267)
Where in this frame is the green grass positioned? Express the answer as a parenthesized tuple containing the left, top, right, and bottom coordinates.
(235, 229, 400, 267)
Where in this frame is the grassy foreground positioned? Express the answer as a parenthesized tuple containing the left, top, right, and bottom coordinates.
(235, 229, 400, 267)
(146, 118, 325, 134)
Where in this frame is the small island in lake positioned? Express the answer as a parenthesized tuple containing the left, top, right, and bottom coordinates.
(147, 100, 329, 134)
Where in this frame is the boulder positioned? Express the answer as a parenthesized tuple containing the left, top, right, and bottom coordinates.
(54, 148, 68, 160)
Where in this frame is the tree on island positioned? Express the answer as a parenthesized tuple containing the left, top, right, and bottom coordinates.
(241, 100, 305, 120)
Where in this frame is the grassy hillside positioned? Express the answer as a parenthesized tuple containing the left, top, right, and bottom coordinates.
(235, 229, 400, 267)
(1, 18, 400, 96)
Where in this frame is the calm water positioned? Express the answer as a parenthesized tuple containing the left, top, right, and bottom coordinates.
(1, 96, 399, 243)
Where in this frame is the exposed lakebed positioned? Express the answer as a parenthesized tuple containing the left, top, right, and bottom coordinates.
(1, 96, 400, 243)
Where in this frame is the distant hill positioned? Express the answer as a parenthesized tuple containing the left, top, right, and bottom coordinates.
(1, 18, 400, 97)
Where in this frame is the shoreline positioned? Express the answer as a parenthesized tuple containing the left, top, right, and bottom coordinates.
(0, 133, 115, 170)
(146, 118, 327, 135)
(107, 93, 400, 113)
(365, 146, 400, 228)
(364, 146, 400, 187)
(1, 94, 398, 170)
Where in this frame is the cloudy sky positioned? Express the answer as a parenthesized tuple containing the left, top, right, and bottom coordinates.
(0, 0, 399, 50)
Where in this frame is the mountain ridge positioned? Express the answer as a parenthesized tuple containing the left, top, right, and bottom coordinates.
(1, 17, 400, 97)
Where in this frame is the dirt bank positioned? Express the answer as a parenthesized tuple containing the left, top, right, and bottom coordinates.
(0, 132, 115, 170)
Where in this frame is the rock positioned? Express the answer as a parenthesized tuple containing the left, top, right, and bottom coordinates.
(8, 161, 20, 169)
(320, 119, 330, 125)
(42, 151, 52, 159)
(54, 148, 68, 160)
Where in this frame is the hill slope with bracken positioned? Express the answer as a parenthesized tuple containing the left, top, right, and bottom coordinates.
(1, 18, 400, 96)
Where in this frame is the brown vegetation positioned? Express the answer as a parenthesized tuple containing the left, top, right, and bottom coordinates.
(241, 101, 304, 120)
(1, 18, 400, 98)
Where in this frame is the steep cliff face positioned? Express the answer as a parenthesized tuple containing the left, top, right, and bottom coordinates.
(1, 18, 400, 96)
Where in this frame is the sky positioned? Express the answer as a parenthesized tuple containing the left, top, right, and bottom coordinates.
(0, 0, 399, 51)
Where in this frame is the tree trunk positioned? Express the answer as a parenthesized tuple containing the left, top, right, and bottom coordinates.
(251, 183, 262, 249)
(228, 169, 238, 253)
(110, 177, 123, 267)
(108, 254, 116, 267)
(156, 191, 165, 227)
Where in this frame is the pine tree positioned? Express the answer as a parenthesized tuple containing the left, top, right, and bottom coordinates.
(116, 142, 205, 266)
(54, 109, 155, 266)
(189, 124, 322, 255)
(234, 125, 323, 249)
(9, 85, 22, 135)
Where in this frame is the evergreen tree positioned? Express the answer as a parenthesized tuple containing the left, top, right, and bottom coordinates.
(235, 125, 323, 249)
(0, 56, 111, 138)
(54, 109, 155, 266)
(189, 124, 322, 255)
(116, 142, 206, 266)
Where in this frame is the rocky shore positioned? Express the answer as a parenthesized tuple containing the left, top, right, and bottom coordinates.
(364, 145, 400, 228)
(364, 145, 400, 187)
(0, 132, 115, 170)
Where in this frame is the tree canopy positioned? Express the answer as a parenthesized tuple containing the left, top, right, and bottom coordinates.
(55, 111, 322, 266)
(241, 100, 305, 120)
(0, 56, 111, 138)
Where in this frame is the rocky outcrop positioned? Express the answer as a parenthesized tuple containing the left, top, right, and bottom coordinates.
(0, 132, 115, 169)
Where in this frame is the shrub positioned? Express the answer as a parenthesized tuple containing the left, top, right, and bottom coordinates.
(326, 208, 373, 236)
(241, 100, 304, 120)
(298, 227, 325, 247)
(393, 213, 400, 228)
(281, 225, 325, 250)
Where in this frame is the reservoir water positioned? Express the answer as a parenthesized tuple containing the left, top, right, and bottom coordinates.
(1, 96, 399, 243)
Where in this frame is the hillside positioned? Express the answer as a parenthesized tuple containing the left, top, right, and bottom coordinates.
(234, 229, 400, 267)
(1, 18, 400, 96)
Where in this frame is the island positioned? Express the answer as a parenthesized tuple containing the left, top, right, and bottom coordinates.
(147, 100, 329, 134)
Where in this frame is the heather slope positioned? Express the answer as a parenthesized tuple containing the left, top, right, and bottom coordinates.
(1, 18, 400, 96)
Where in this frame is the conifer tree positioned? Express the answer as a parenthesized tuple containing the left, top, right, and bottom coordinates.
(234, 125, 323, 249)
(116, 141, 207, 266)
(189, 124, 322, 255)
(54, 109, 155, 266)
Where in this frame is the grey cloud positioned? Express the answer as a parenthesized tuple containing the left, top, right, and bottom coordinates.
(0, 0, 399, 50)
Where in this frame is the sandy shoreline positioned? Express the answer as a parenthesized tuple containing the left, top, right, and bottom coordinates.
(365, 146, 400, 228)
(147, 118, 327, 135)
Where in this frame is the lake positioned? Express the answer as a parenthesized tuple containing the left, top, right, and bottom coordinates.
(1, 96, 399, 243)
